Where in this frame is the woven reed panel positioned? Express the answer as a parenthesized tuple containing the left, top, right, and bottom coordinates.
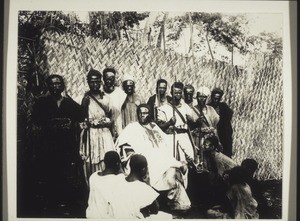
(33, 31, 283, 180)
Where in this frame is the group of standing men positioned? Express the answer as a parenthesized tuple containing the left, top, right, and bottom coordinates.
(32, 66, 235, 218)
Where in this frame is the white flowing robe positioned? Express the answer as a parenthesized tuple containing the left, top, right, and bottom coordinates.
(115, 122, 183, 190)
(86, 173, 126, 218)
(104, 86, 127, 136)
(86, 172, 159, 219)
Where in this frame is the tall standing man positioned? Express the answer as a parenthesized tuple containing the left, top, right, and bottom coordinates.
(80, 69, 115, 184)
(147, 79, 171, 122)
(121, 76, 142, 128)
(208, 88, 233, 157)
(32, 74, 84, 213)
(157, 82, 197, 163)
(183, 84, 195, 107)
(102, 67, 127, 139)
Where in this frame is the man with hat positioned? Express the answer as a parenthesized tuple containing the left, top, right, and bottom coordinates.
(115, 104, 191, 212)
(121, 74, 143, 128)
(190, 86, 220, 166)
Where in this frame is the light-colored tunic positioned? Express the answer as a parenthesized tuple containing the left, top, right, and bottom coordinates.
(118, 180, 159, 218)
(104, 86, 127, 137)
(157, 101, 197, 162)
(86, 172, 159, 219)
(86, 173, 126, 218)
(227, 183, 259, 219)
(121, 93, 142, 128)
(192, 104, 220, 136)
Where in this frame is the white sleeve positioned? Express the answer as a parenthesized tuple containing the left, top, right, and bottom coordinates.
(157, 106, 168, 122)
(134, 182, 159, 209)
(186, 105, 197, 122)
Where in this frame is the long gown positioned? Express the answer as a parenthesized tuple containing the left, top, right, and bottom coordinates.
(80, 94, 115, 182)
(32, 94, 85, 208)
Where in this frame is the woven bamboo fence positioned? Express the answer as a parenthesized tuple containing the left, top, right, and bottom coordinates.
(22, 31, 283, 180)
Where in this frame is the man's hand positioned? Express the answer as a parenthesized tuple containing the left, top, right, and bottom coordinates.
(180, 162, 188, 175)
(175, 169, 184, 185)
(196, 116, 206, 124)
(186, 114, 194, 122)
(169, 116, 176, 126)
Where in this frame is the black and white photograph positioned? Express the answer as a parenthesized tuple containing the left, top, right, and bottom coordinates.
(5, 0, 295, 220)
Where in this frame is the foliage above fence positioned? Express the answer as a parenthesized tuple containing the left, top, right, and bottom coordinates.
(21, 31, 283, 180)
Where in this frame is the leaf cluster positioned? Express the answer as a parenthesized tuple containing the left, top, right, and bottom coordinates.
(89, 11, 149, 40)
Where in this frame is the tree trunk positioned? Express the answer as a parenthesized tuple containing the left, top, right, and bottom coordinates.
(231, 45, 234, 65)
(156, 13, 168, 51)
(100, 13, 104, 41)
(142, 19, 151, 46)
(107, 13, 113, 39)
(206, 31, 214, 61)
(162, 21, 166, 52)
(188, 13, 193, 56)
(123, 28, 129, 41)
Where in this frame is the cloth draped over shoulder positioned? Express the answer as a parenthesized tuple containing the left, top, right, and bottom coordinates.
(31, 94, 84, 201)
(214, 151, 237, 176)
(104, 86, 127, 136)
(79, 94, 115, 164)
(208, 101, 234, 157)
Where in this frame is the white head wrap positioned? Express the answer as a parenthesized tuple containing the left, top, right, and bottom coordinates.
(197, 86, 211, 97)
(122, 74, 134, 83)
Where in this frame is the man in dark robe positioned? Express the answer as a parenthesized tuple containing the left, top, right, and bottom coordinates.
(208, 88, 233, 158)
(32, 74, 85, 213)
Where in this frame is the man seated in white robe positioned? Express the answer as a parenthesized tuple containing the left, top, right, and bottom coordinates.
(86, 151, 126, 218)
(115, 104, 191, 211)
(87, 151, 171, 219)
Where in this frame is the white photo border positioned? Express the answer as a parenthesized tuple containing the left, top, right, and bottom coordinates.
(4, 0, 296, 221)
